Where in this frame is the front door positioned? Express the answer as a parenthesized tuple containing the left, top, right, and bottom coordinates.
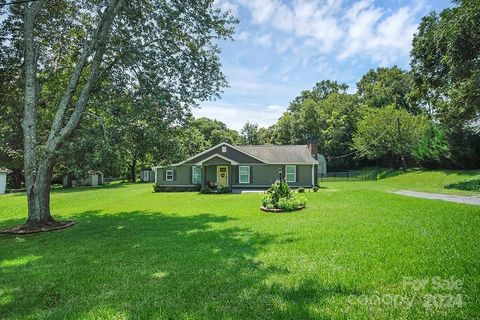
(217, 166, 228, 187)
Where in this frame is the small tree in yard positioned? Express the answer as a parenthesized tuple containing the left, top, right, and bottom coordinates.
(4, 0, 235, 231)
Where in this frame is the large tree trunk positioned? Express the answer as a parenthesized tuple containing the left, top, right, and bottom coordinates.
(25, 159, 56, 226)
(129, 157, 137, 183)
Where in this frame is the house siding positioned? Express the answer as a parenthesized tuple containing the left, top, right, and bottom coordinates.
(231, 164, 316, 187)
(203, 156, 232, 166)
(185, 145, 263, 164)
(156, 165, 195, 186)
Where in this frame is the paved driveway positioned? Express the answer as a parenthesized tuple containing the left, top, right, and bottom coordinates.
(391, 190, 480, 206)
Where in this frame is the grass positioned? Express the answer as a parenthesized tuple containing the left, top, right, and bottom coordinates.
(332, 169, 480, 196)
(1, 171, 479, 319)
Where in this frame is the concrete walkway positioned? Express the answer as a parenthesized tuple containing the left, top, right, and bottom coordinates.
(391, 190, 480, 206)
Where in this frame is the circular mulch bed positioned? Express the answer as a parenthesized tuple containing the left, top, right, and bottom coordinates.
(0, 221, 76, 235)
(260, 205, 305, 213)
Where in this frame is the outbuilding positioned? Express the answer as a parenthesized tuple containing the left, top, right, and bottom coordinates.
(317, 154, 327, 177)
(0, 168, 10, 194)
(141, 169, 155, 182)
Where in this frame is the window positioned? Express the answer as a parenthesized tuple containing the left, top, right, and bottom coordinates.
(239, 166, 250, 184)
(285, 165, 296, 182)
(165, 169, 174, 181)
(192, 166, 202, 184)
(222, 146, 227, 153)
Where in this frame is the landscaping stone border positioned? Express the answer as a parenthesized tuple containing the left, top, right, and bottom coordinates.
(260, 205, 305, 213)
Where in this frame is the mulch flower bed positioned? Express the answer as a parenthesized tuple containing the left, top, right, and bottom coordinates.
(260, 205, 305, 213)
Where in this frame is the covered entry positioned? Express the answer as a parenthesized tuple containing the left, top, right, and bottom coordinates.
(196, 153, 238, 188)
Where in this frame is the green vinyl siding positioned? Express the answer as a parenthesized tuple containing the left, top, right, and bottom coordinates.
(203, 156, 232, 166)
(156, 165, 194, 185)
(231, 164, 315, 187)
(186, 144, 263, 164)
(205, 166, 216, 184)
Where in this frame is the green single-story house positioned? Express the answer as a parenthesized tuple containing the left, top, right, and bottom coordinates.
(152, 142, 323, 191)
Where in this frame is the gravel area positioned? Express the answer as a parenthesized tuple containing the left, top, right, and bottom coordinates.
(391, 190, 480, 206)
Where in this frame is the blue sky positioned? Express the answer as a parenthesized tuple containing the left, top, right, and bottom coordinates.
(193, 0, 453, 130)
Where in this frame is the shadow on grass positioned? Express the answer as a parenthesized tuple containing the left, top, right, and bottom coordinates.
(0, 210, 360, 319)
(8, 182, 130, 197)
(445, 177, 480, 191)
(51, 182, 130, 194)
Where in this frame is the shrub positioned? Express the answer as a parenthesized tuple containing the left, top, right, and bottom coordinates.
(153, 184, 161, 192)
(261, 179, 306, 211)
(313, 186, 319, 192)
(298, 187, 305, 193)
(200, 186, 213, 194)
(217, 186, 231, 194)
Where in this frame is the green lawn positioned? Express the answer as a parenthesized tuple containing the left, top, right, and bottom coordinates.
(1, 171, 479, 319)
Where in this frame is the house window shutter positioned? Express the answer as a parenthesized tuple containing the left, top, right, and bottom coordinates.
(236, 166, 239, 184)
(249, 166, 253, 183)
(173, 170, 177, 181)
(189, 166, 193, 183)
(296, 166, 299, 182)
(163, 169, 166, 181)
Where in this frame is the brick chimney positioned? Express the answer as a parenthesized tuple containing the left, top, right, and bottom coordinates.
(307, 139, 318, 160)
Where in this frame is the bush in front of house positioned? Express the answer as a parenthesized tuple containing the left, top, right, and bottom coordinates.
(261, 179, 306, 212)
(297, 187, 305, 193)
(153, 184, 161, 192)
(313, 186, 319, 192)
(217, 186, 231, 194)
(200, 186, 213, 194)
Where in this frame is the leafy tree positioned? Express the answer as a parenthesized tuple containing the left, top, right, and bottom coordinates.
(411, 121, 451, 168)
(190, 117, 241, 147)
(288, 80, 348, 112)
(352, 105, 428, 168)
(4, 0, 235, 228)
(275, 113, 295, 145)
(319, 93, 359, 161)
(357, 66, 417, 113)
(240, 122, 261, 145)
(410, 0, 480, 128)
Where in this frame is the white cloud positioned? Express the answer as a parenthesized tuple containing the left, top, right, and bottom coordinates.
(214, 0, 239, 16)
(255, 33, 273, 46)
(232, 0, 422, 66)
(193, 102, 286, 130)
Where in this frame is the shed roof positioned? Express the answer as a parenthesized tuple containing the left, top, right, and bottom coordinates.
(235, 145, 318, 164)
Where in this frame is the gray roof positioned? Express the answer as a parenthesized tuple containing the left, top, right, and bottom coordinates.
(236, 145, 318, 164)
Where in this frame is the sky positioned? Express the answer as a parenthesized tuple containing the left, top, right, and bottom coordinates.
(193, 0, 453, 130)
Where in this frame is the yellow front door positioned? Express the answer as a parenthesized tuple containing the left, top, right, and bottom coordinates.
(217, 166, 228, 187)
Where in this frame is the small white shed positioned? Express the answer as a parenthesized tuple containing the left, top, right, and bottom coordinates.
(0, 168, 10, 194)
(140, 169, 155, 182)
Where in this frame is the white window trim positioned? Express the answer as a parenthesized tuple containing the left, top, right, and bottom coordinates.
(165, 169, 174, 182)
(239, 165, 250, 184)
(285, 165, 296, 183)
(192, 166, 202, 184)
